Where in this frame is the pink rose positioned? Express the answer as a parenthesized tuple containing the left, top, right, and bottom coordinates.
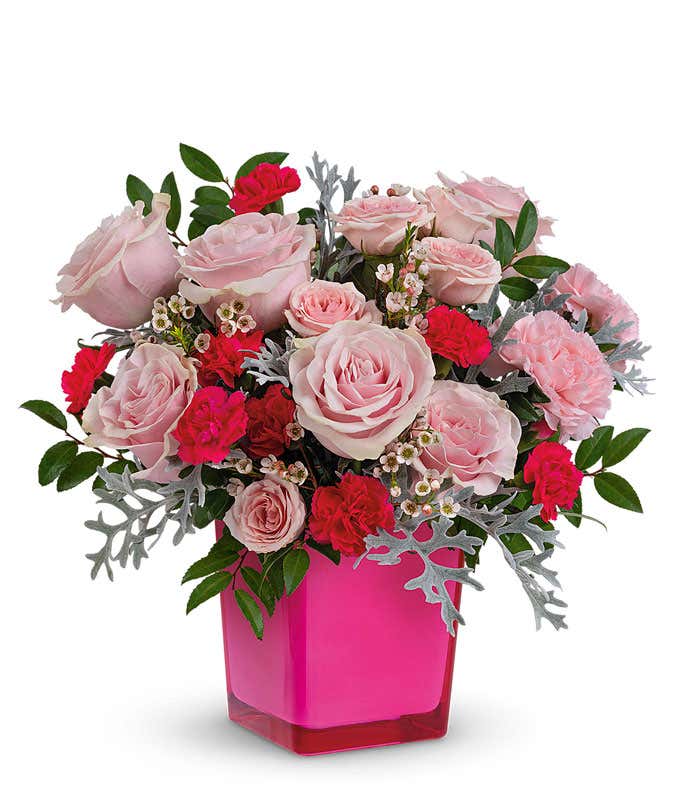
(289, 320, 435, 460)
(82, 342, 197, 482)
(224, 476, 306, 553)
(438, 172, 555, 253)
(421, 236, 501, 306)
(178, 212, 314, 333)
(333, 195, 434, 255)
(498, 312, 613, 441)
(552, 263, 639, 344)
(284, 279, 382, 337)
(418, 381, 521, 495)
(55, 194, 179, 329)
(421, 185, 493, 242)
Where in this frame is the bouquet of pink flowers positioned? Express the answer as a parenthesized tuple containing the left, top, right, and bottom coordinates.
(23, 146, 649, 638)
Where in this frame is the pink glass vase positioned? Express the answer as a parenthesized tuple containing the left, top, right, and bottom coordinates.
(218, 526, 463, 755)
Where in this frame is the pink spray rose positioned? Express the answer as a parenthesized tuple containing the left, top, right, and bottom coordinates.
(437, 172, 555, 253)
(420, 185, 493, 243)
(284, 279, 382, 337)
(552, 263, 639, 344)
(55, 194, 179, 328)
(178, 212, 314, 333)
(418, 381, 521, 495)
(333, 195, 434, 255)
(289, 320, 435, 460)
(224, 476, 306, 553)
(498, 312, 613, 441)
(420, 236, 501, 306)
(82, 342, 197, 482)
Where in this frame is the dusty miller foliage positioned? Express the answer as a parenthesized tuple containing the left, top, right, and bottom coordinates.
(85, 466, 206, 581)
(306, 152, 362, 280)
(243, 334, 295, 387)
(362, 486, 568, 634)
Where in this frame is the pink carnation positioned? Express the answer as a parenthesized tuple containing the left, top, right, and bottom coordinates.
(499, 312, 613, 441)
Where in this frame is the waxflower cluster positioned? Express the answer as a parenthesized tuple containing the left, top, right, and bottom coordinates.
(24, 145, 649, 640)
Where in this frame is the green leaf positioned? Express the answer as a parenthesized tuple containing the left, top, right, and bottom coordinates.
(297, 207, 317, 224)
(126, 174, 153, 214)
(564, 490, 582, 527)
(21, 400, 68, 431)
(513, 255, 570, 279)
(494, 218, 515, 266)
(499, 276, 538, 301)
(594, 472, 643, 513)
(575, 425, 614, 470)
(186, 571, 233, 614)
(235, 151, 288, 181)
(92, 459, 137, 491)
(514, 200, 538, 253)
(179, 143, 224, 182)
(234, 589, 264, 639)
(307, 538, 341, 565)
(182, 550, 238, 584)
(240, 566, 262, 596)
(187, 220, 206, 240)
(507, 394, 542, 423)
(56, 451, 104, 491)
(160, 172, 181, 231)
(283, 548, 310, 595)
(192, 186, 230, 205)
(258, 576, 277, 617)
(478, 239, 494, 255)
(190, 204, 233, 227)
(602, 428, 650, 468)
(193, 489, 230, 529)
(38, 440, 78, 485)
(261, 198, 284, 215)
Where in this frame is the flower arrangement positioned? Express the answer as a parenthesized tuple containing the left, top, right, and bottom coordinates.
(23, 146, 650, 641)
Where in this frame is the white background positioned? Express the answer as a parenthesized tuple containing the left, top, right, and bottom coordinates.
(2, 2, 678, 791)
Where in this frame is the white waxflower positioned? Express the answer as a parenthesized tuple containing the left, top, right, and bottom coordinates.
(182, 304, 196, 320)
(403, 272, 424, 296)
(418, 263, 430, 278)
(390, 485, 402, 498)
(167, 294, 186, 314)
(396, 443, 419, 465)
(411, 240, 428, 260)
(421, 503, 434, 517)
(386, 292, 407, 313)
(401, 499, 420, 517)
(414, 479, 432, 497)
(216, 302, 234, 323)
(152, 313, 171, 332)
(235, 457, 253, 475)
(286, 461, 308, 485)
(440, 497, 460, 518)
(229, 297, 249, 315)
(285, 422, 304, 441)
(194, 333, 211, 353)
(417, 430, 434, 447)
(376, 263, 394, 283)
(227, 478, 245, 498)
(372, 467, 383, 478)
(236, 314, 257, 332)
(389, 183, 411, 197)
(153, 297, 167, 311)
(220, 320, 237, 337)
(380, 451, 400, 473)
(260, 454, 278, 474)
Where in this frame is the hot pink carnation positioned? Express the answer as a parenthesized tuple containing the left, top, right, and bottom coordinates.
(289, 320, 435, 460)
(418, 380, 521, 495)
(173, 387, 248, 465)
(333, 195, 434, 255)
(55, 195, 179, 329)
(224, 476, 306, 553)
(229, 163, 301, 215)
(421, 236, 501, 306)
(82, 343, 197, 482)
(178, 212, 314, 332)
(284, 279, 382, 337)
(499, 312, 613, 441)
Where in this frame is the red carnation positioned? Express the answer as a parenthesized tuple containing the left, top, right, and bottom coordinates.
(245, 384, 296, 459)
(173, 387, 248, 465)
(524, 441, 584, 521)
(61, 343, 116, 414)
(423, 305, 492, 367)
(194, 330, 263, 389)
(229, 162, 301, 215)
(309, 472, 396, 556)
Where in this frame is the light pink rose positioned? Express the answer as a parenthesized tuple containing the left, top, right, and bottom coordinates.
(438, 172, 555, 253)
(498, 312, 613, 441)
(418, 381, 521, 495)
(284, 279, 382, 337)
(289, 320, 435, 460)
(421, 185, 493, 242)
(552, 263, 639, 344)
(82, 342, 197, 482)
(421, 236, 501, 306)
(333, 195, 434, 255)
(178, 212, 314, 333)
(224, 476, 306, 553)
(55, 194, 179, 329)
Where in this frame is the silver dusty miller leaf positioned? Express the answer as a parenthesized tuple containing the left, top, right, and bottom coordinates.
(244, 334, 294, 387)
(85, 466, 206, 581)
